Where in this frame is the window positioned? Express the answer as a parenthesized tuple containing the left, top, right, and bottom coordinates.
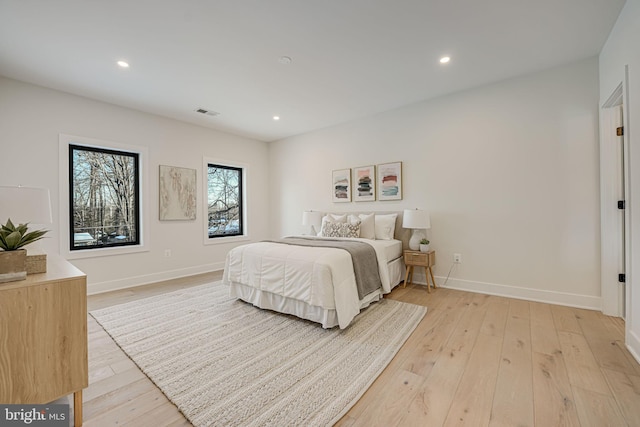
(207, 163, 244, 238)
(69, 144, 140, 251)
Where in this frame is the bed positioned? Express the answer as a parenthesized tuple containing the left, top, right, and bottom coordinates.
(222, 212, 408, 328)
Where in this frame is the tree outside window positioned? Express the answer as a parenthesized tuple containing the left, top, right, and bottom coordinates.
(69, 144, 140, 250)
(207, 163, 243, 238)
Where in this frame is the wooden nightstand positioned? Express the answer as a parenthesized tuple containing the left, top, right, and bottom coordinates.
(0, 256, 88, 426)
(403, 250, 436, 292)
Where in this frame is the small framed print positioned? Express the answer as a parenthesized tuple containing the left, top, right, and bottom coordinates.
(332, 168, 351, 202)
(377, 161, 402, 201)
(353, 165, 375, 202)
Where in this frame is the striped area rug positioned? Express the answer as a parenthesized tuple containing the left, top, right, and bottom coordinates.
(90, 282, 426, 427)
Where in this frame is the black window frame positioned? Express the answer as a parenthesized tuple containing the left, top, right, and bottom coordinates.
(207, 163, 244, 239)
(69, 144, 141, 251)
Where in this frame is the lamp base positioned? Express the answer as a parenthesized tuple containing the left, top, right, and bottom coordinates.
(409, 229, 425, 251)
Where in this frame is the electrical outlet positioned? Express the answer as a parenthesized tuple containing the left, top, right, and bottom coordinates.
(164, 249, 171, 257)
(453, 253, 462, 264)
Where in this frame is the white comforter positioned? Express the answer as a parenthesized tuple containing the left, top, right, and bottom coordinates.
(222, 237, 396, 328)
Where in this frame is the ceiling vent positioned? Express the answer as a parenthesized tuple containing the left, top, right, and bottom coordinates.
(194, 108, 220, 117)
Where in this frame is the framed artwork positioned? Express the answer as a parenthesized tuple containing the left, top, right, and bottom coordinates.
(159, 165, 197, 220)
(332, 168, 351, 202)
(353, 165, 376, 202)
(377, 161, 402, 201)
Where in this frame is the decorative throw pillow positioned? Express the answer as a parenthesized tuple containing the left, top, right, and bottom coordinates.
(374, 213, 397, 240)
(319, 214, 348, 236)
(321, 221, 361, 238)
(341, 220, 361, 238)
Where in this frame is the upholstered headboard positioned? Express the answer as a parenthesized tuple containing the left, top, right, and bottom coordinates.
(323, 211, 410, 250)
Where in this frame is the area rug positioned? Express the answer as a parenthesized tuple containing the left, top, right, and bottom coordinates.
(90, 282, 426, 427)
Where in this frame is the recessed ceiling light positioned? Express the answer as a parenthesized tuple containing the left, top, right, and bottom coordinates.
(439, 56, 451, 64)
(273, 116, 280, 121)
(278, 56, 292, 65)
(117, 60, 130, 68)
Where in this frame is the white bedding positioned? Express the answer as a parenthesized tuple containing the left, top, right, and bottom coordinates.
(222, 236, 403, 328)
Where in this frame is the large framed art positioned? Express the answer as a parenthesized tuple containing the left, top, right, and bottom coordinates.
(332, 168, 351, 202)
(377, 161, 402, 201)
(159, 165, 197, 220)
(353, 165, 375, 202)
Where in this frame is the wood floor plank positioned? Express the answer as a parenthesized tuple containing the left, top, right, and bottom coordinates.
(509, 298, 531, 320)
(489, 305, 534, 427)
(531, 351, 581, 427)
(443, 332, 503, 426)
(530, 301, 556, 330)
(577, 309, 640, 375)
(83, 366, 148, 403)
(559, 331, 612, 395)
(84, 388, 169, 427)
(572, 386, 627, 427)
(401, 347, 470, 426)
(530, 301, 565, 357)
(444, 293, 490, 355)
(480, 298, 509, 338)
(551, 305, 582, 334)
(403, 304, 466, 377)
(84, 378, 158, 420)
(126, 395, 189, 427)
(350, 369, 425, 427)
(601, 367, 640, 426)
(531, 322, 563, 357)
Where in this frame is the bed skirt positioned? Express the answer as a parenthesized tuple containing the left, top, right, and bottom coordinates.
(228, 257, 405, 329)
(228, 282, 382, 328)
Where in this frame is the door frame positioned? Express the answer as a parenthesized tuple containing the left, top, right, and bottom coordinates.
(600, 82, 628, 317)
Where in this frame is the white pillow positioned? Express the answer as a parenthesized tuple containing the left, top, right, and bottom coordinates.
(328, 213, 347, 222)
(355, 213, 375, 239)
(375, 213, 397, 240)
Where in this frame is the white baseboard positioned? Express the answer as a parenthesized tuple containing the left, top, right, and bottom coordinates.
(627, 329, 640, 365)
(87, 262, 226, 295)
(408, 274, 602, 311)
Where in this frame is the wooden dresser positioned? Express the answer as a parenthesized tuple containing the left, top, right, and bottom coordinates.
(0, 255, 88, 427)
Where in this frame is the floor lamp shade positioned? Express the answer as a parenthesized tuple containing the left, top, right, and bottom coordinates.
(0, 186, 53, 225)
(402, 209, 431, 250)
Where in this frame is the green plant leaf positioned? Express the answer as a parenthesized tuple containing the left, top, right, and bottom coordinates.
(5, 231, 22, 248)
(0, 219, 49, 250)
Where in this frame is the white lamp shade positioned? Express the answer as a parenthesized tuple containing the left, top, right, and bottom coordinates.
(402, 209, 431, 229)
(302, 211, 323, 228)
(0, 186, 53, 225)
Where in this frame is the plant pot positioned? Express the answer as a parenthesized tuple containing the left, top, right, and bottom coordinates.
(419, 244, 430, 252)
(0, 249, 27, 283)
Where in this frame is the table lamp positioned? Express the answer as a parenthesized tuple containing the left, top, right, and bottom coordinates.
(402, 208, 430, 250)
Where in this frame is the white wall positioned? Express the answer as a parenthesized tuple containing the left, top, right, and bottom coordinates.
(270, 57, 601, 309)
(0, 76, 270, 293)
(599, 0, 640, 361)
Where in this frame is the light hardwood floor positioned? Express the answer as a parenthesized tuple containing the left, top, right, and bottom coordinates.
(81, 273, 640, 426)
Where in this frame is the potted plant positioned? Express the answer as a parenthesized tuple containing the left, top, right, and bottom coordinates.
(0, 219, 48, 283)
(419, 238, 430, 252)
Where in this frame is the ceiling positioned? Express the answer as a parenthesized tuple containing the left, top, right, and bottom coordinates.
(0, 0, 626, 142)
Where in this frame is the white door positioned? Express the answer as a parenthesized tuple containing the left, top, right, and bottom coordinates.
(600, 96, 626, 318)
